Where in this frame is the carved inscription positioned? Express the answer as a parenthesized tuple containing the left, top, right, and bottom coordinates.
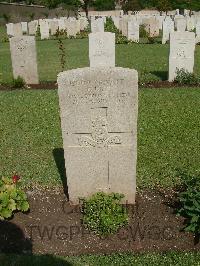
(78, 116, 121, 148)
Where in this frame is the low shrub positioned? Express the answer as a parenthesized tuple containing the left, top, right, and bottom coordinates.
(82, 192, 128, 236)
(177, 172, 200, 235)
(0, 175, 29, 220)
(139, 25, 148, 38)
(12, 76, 25, 88)
(175, 69, 200, 85)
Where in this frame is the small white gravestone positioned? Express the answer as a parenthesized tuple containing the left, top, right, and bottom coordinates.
(186, 16, 195, 31)
(169, 32, 195, 81)
(13, 23, 23, 37)
(58, 18, 66, 31)
(6, 23, 14, 37)
(79, 17, 89, 31)
(28, 20, 38, 35)
(57, 67, 138, 204)
(40, 20, 49, 40)
(112, 16, 120, 29)
(144, 18, 160, 37)
(196, 21, 200, 43)
(50, 20, 59, 35)
(128, 21, 139, 42)
(162, 18, 174, 44)
(21, 22, 28, 34)
(91, 18, 104, 33)
(176, 18, 187, 32)
(67, 20, 79, 37)
(9, 36, 39, 84)
(89, 32, 115, 67)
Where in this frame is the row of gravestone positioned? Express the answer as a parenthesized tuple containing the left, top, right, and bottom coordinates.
(114, 14, 200, 44)
(6, 17, 89, 39)
(9, 30, 195, 84)
(6, 13, 200, 44)
(8, 31, 196, 205)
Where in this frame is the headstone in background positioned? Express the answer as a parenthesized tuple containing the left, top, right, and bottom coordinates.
(91, 18, 104, 33)
(9, 36, 39, 84)
(58, 67, 138, 204)
(28, 20, 38, 36)
(89, 32, 115, 67)
(176, 18, 187, 32)
(6, 23, 14, 37)
(21, 22, 28, 34)
(50, 19, 59, 35)
(169, 32, 195, 81)
(13, 23, 23, 37)
(40, 19, 49, 40)
(128, 21, 139, 42)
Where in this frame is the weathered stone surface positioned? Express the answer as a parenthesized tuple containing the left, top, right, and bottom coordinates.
(21, 22, 28, 34)
(50, 19, 59, 35)
(13, 23, 23, 37)
(196, 21, 200, 43)
(57, 67, 138, 204)
(127, 21, 139, 42)
(89, 32, 115, 67)
(9, 36, 39, 84)
(40, 19, 49, 40)
(28, 20, 38, 35)
(67, 20, 79, 37)
(144, 18, 160, 37)
(6, 23, 14, 37)
(169, 32, 195, 81)
(91, 18, 104, 33)
(176, 18, 186, 32)
(162, 18, 174, 44)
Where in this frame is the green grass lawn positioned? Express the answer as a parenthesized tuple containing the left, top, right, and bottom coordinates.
(1, 252, 200, 266)
(1, 32, 200, 84)
(0, 88, 200, 189)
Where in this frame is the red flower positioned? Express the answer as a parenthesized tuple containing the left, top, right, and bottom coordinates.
(12, 175, 20, 183)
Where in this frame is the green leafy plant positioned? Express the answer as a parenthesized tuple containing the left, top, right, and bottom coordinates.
(82, 192, 128, 236)
(0, 175, 29, 220)
(105, 17, 129, 44)
(177, 172, 200, 235)
(3, 13, 11, 23)
(29, 12, 35, 21)
(55, 29, 66, 71)
(147, 36, 156, 44)
(139, 25, 148, 38)
(175, 69, 200, 85)
(12, 76, 25, 88)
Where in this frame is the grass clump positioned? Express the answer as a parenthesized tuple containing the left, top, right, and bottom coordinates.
(12, 76, 25, 89)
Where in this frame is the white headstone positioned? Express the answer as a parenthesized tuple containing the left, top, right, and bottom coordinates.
(91, 18, 104, 33)
(169, 32, 195, 81)
(28, 20, 38, 35)
(196, 21, 200, 43)
(128, 21, 139, 42)
(57, 67, 138, 204)
(13, 23, 23, 37)
(40, 19, 49, 40)
(89, 32, 115, 67)
(162, 18, 174, 44)
(176, 18, 187, 32)
(9, 36, 39, 84)
(6, 23, 14, 37)
(50, 19, 59, 35)
(21, 22, 28, 34)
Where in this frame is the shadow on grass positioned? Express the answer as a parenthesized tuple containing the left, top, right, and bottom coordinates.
(0, 253, 74, 266)
(0, 220, 32, 254)
(53, 148, 69, 199)
(150, 71, 168, 81)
